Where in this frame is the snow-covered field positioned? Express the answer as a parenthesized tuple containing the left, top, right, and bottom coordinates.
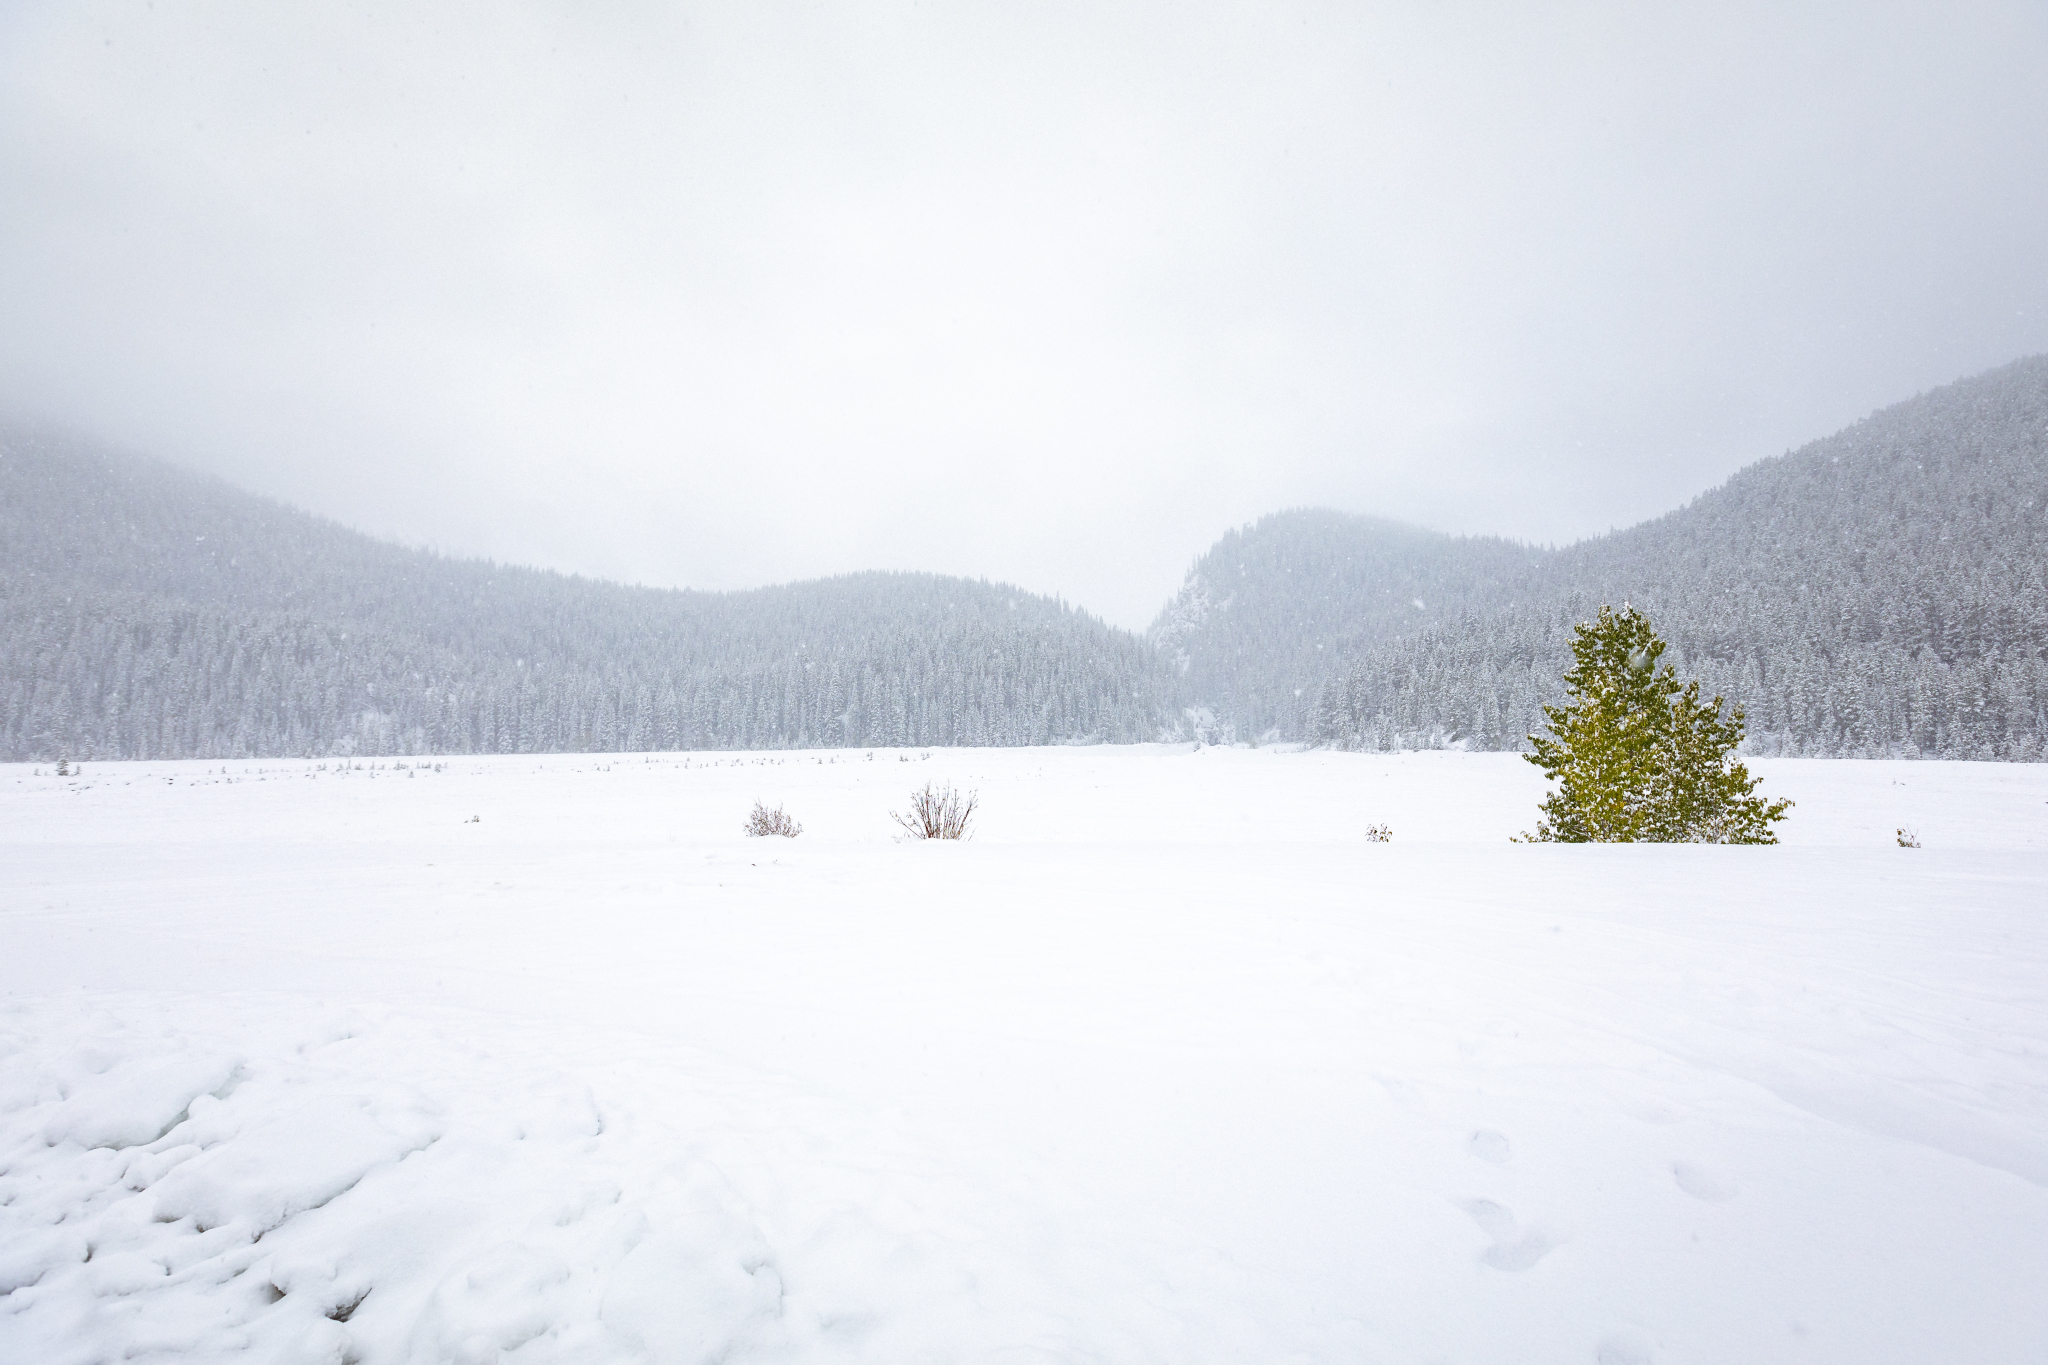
(3, 745, 2046, 1365)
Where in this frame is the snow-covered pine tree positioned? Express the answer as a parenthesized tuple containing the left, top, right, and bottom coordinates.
(1520, 606, 1791, 843)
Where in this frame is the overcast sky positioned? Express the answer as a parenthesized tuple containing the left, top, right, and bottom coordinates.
(3, 2, 2045, 628)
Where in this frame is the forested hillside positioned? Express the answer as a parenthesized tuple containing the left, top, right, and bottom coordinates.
(1309, 356, 2048, 758)
(10, 356, 2045, 763)
(1148, 510, 1546, 740)
(0, 434, 1178, 760)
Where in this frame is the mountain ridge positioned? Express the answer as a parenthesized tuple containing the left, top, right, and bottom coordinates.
(1300, 354, 2048, 758)
(1147, 508, 1550, 740)
(8, 353, 2045, 760)
(1, 430, 1181, 759)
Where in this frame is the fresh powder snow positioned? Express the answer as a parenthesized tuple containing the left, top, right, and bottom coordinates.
(3, 746, 2045, 1363)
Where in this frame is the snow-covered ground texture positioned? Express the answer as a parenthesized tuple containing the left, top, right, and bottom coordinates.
(4, 746, 2046, 1365)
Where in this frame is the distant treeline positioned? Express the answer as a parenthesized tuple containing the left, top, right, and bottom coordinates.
(1159, 357, 2048, 760)
(0, 437, 1175, 760)
(1, 582, 1166, 760)
(1308, 595, 2048, 761)
(8, 355, 2046, 762)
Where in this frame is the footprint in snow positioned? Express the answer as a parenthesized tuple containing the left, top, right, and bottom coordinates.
(1596, 1328, 1657, 1363)
(1671, 1161, 1737, 1203)
(1466, 1129, 1511, 1164)
(1624, 1098, 1685, 1125)
(1461, 1199, 1558, 1271)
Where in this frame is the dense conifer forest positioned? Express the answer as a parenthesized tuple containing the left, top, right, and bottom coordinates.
(1300, 357, 2048, 758)
(6, 355, 2044, 761)
(0, 437, 1176, 759)
(1148, 511, 1550, 741)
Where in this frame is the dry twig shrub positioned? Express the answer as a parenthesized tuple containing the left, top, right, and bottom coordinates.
(891, 783, 978, 840)
(745, 801, 803, 838)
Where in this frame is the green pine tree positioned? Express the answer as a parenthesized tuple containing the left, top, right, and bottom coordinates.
(1520, 606, 1791, 843)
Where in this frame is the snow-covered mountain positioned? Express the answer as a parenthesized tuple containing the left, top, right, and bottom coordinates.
(1303, 355, 2048, 757)
(0, 434, 1179, 759)
(9, 355, 2044, 761)
(1147, 511, 1547, 742)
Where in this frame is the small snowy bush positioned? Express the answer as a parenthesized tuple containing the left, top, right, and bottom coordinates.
(1896, 826, 1920, 848)
(1363, 823, 1392, 842)
(891, 784, 977, 840)
(745, 801, 802, 838)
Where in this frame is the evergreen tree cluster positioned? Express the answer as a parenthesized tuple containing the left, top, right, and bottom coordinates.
(1306, 356, 2048, 759)
(0, 435, 1176, 760)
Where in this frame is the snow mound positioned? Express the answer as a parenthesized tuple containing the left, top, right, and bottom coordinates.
(0, 1000, 1089, 1365)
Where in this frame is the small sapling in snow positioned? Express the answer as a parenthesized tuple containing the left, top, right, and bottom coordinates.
(1520, 605, 1791, 843)
(891, 783, 978, 840)
(745, 801, 803, 838)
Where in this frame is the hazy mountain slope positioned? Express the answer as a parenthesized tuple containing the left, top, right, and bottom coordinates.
(1, 434, 1178, 759)
(1148, 509, 1548, 740)
(16, 353, 2044, 763)
(1313, 355, 2048, 758)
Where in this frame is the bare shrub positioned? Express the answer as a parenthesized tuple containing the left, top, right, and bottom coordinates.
(891, 783, 978, 840)
(1896, 826, 1920, 848)
(745, 800, 803, 838)
(1363, 823, 1393, 843)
